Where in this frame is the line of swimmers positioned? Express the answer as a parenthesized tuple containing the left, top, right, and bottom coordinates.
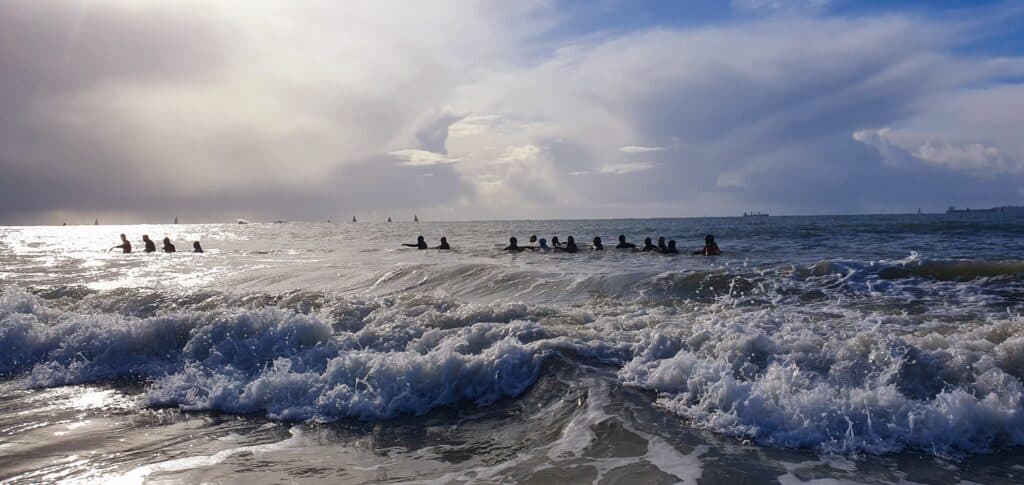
(401, 234, 721, 255)
(110, 234, 203, 253)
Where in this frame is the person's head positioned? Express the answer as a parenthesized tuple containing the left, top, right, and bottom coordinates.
(142, 234, 150, 241)
(529, 235, 537, 243)
(567, 236, 575, 244)
(120, 233, 127, 241)
(658, 236, 665, 244)
(509, 237, 518, 245)
(552, 236, 560, 244)
(539, 238, 548, 248)
(417, 235, 425, 242)
(668, 240, 677, 249)
(593, 236, 602, 245)
(644, 237, 652, 245)
(163, 237, 170, 244)
(705, 234, 715, 244)
(618, 235, 626, 243)
(193, 241, 202, 250)
(441, 237, 447, 243)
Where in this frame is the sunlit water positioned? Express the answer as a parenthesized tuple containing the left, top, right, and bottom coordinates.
(2, 215, 1024, 483)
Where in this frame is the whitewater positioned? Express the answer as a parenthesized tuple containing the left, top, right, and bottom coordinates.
(2, 214, 1023, 483)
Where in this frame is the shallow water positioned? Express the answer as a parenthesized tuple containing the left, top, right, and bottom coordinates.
(2, 214, 1024, 483)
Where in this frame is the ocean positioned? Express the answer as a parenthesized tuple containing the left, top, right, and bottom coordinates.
(2, 214, 1023, 483)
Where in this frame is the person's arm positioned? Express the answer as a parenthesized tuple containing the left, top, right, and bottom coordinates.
(402, 243, 418, 247)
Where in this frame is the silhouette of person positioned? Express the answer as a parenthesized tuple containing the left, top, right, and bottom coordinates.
(504, 237, 524, 251)
(564, 236, 579, 253)
(142, 235, 156, 253)
(657, 237, 667, 252)
(664, 240, 679, 254)
(615, 235, 636, 249)
(538, 238, 549, 251)
(642, 237, 657, 252)
(592, 236, 604, 250)
(162, 237, 176, 253)
(693, 234, 721, 255)
(193, 241, 204, 253)
(436, 237, 451, 250)
(111, 234, 131, 253)
(404, 235, 428, 249)
(529, 235, 538, 243)
(551, 236, 563, 249)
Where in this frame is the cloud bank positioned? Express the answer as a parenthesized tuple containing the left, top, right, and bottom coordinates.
(1, 0, 1023, 223)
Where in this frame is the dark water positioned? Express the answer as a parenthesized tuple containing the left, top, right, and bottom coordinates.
(2, 213, 1024, 483)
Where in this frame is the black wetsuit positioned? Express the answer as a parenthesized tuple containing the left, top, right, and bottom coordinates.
(144, 240, 156, 253)
(163, 243, 176, 253)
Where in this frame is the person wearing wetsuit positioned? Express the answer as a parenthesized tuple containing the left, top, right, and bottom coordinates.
(436, 237, 451, 250)
(642, 237, 657, 252)
(111, 234, 132, 253)
(592, 237, 604, 250)
(538, 238, 549, 251)
(193, 241, 204, 253)
(142, 235, 156, 253)
(615, 235, 636, 249)
(403, 236, 428, 249)
(551, 237, 563, 250)
(162, 237, 176, 253)
(563, 236, 579, 253)
(657, 237, 667, 253)
(504, 237, 524, 251)
(529, 235, 538, 244)
(693, 235, 721, 256)
(664, 240, 679, 254)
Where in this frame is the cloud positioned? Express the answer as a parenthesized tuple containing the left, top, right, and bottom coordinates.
(389, 150, 459, 166)
(599, 162, 658, 175)
(620, 146, 665, 153)
(731, 0, 835, 13)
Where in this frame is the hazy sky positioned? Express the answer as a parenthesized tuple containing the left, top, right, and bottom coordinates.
(3, 0, 1024, 224)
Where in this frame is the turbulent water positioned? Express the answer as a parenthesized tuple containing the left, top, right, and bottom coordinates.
(2, 215, 1024, 483)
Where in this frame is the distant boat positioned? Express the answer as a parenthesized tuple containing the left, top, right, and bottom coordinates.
(174, 216, 179, 224)
(743, 211, 769, 217)
(237, 219, 250, 225)
(352, 216, 357, 223)
(94, 218, 99, 225)
(387, 217, 392, 223)
(946, 205, 1024, 214)
(414, 214, 419, 222)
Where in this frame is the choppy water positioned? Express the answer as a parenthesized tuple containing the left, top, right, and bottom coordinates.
(2, 214, 1024, 483)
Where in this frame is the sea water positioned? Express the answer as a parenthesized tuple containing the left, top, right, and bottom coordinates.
(1, 214, 1023, 483)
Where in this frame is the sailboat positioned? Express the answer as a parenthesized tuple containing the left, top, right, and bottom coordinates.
(414, 215, 419, 222)
(94, 218, 99, 225)
(174, 216, 179, 224)
(352, 216, 357, 223)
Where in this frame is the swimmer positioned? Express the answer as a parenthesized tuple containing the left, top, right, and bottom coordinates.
(551, 236, 563, 249)
(657, 237, 667, 252)
(615, 235, 636, 249)
(693, 234, 721, 256)
(403, 235, 428, 249)
(504, 237, 524, 251)
(529, 235, 538, 244)
(142, 235, 156, 253)
(592, 236, 604, 250)
(563, 236, 579, 253)
(162, 237, 176, 253)
(642, 237, 657, 252)
(538, 238, 549, 251)
(664, 240, 679, 254)
(436, 237, 451, 250)
(110, 234, 132, 253)
(193, 241, 204, 253)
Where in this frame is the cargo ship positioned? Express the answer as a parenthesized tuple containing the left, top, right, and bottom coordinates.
(947, 205, 1024, 214)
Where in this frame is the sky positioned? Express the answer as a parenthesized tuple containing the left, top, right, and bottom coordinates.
(2, 0, 1024, 224)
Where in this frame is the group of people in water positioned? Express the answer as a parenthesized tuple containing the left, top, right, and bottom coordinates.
(110, 234, 203, 254)
(402, 234, 721, 255)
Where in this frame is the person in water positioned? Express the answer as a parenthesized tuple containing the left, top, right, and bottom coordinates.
(563, 236, 579, 253)
(642, 237, 657, 252)
(162, 237, 176, 253)
(504, 237, 525, 251)
(664, 240, 679, 254)
(693, 234, 721, 256)
(551, 236, 563, 249)
(404, 235, 428, 249)
(615, 235, 636, 249)
(529, 235, 538, 244)
(537, 238, 549, 251)
(436, 237, 451, 250)
(142, 235, 156, 253)
(193, 241, 204, 253)
(657, 237, 667, 253)
(592, 236, 604, 250)
(111, 234, 131, 253)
